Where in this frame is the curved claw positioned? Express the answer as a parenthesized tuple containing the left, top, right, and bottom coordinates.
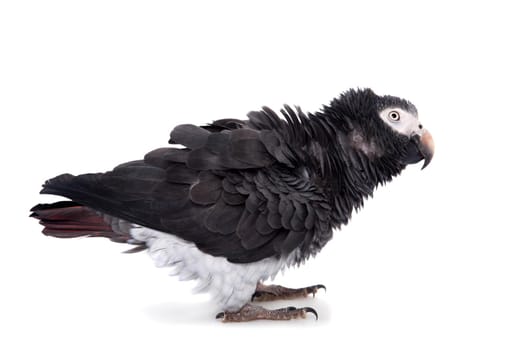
(215, 312, 225, 320)
(315, 284, 326, 292)
(307, 284, 327, 298)
(304, 307, 318, 320)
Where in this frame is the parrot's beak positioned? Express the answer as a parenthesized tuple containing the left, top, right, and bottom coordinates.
(418, 129, 434, 170)
(402, 129, 435, 169)
(419, 130, 434, 170)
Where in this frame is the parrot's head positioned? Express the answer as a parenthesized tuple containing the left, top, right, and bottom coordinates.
(376, 94, 434, 169)
(325, 88, 434, 171)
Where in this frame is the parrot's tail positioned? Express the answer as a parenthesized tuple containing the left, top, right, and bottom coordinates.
(30, 201, 140, 248)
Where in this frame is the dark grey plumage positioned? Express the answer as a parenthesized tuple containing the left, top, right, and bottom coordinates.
(33, 88, 431, 266)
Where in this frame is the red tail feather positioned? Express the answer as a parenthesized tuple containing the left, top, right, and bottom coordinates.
(30, 201, 130, 243)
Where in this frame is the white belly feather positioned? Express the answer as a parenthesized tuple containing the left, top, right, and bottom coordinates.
(129, 226, 296, 311)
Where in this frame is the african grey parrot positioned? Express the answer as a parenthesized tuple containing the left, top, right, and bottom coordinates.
(31, 88, 434, 322)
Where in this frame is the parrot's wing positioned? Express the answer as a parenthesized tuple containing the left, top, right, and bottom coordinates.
(41, 123, 331, 263)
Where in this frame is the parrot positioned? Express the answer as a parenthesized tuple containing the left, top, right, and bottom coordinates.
(31, 88, 434, 322)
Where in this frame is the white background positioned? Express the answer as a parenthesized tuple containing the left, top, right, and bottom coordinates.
(1, 1, 524, 349)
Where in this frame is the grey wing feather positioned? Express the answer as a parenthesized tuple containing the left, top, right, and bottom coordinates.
(41, 118, 331, 263)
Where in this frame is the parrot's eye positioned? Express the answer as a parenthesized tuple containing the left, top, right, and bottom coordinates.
(388, 111, 401, 122)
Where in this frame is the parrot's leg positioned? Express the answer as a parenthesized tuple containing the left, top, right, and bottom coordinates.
(216, 304, 318, 322)
(251, 282, 326, 302)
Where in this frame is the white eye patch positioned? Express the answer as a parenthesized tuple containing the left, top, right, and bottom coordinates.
(379, 108, 422, 137)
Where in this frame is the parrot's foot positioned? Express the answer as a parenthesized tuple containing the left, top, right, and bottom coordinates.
(216, 304, 318, 322)
(251, 282, 326, 302)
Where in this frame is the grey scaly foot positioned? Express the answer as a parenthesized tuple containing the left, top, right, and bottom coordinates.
(216, 304, 318, 322)
(251, 282, 326, 302)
